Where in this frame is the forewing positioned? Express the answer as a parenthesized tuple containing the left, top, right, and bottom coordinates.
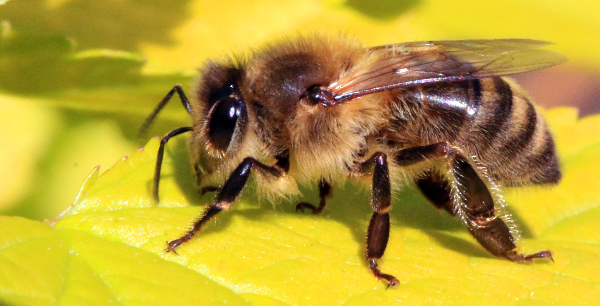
(330, 39, 567, 102)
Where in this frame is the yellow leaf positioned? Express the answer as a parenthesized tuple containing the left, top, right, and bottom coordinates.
(2, 109, 594, 305)
(0, 216, 251, 305)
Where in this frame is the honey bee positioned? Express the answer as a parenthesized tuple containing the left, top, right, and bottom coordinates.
(140, 34, 565, 287)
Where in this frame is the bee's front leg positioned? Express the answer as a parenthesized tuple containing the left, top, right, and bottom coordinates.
(166, 156, 288, 253)
(153, 127, 194, 202)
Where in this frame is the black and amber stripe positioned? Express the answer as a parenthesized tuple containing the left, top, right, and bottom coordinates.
(458, 77, 560, 186)
(393, 76, 560, 186)
(462, 77, 514, 152)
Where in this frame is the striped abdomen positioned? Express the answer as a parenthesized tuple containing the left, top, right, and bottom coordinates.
(389, 76, 560, 186)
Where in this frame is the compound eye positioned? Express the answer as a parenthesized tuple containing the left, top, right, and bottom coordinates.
(207, 96, 247, 153)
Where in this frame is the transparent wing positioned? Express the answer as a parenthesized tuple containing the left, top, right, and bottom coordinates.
(330, 39, 567, 102)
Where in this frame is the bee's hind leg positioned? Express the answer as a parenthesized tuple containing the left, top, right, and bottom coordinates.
(415, 169, 456, 216)
(296, 179, 331, 214)
(416, 153, 553, 263)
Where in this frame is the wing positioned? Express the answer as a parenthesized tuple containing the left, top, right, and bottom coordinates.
(330, 39, 567, 102)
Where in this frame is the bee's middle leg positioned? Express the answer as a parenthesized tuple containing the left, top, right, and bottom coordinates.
(360, 152, 399, 287)
(296, 179, 332, 214)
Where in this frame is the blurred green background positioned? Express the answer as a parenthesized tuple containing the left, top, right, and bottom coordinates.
(1, 0, 599, 219)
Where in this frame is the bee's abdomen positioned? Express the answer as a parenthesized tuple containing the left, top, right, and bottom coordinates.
(391, 77, 560, 186)
(458, 77, 561, 186)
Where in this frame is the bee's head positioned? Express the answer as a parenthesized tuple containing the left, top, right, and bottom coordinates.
(190, 60, 249, 183)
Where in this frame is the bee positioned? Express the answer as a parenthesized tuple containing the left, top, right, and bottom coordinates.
(140, 34, 565, 287)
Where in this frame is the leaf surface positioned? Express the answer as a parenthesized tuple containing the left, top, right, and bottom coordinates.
(3, 109, 600, 305)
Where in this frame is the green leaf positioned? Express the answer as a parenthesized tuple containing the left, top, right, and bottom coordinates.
(3, 109, 600, 305)
(0, 21, 149, 93)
